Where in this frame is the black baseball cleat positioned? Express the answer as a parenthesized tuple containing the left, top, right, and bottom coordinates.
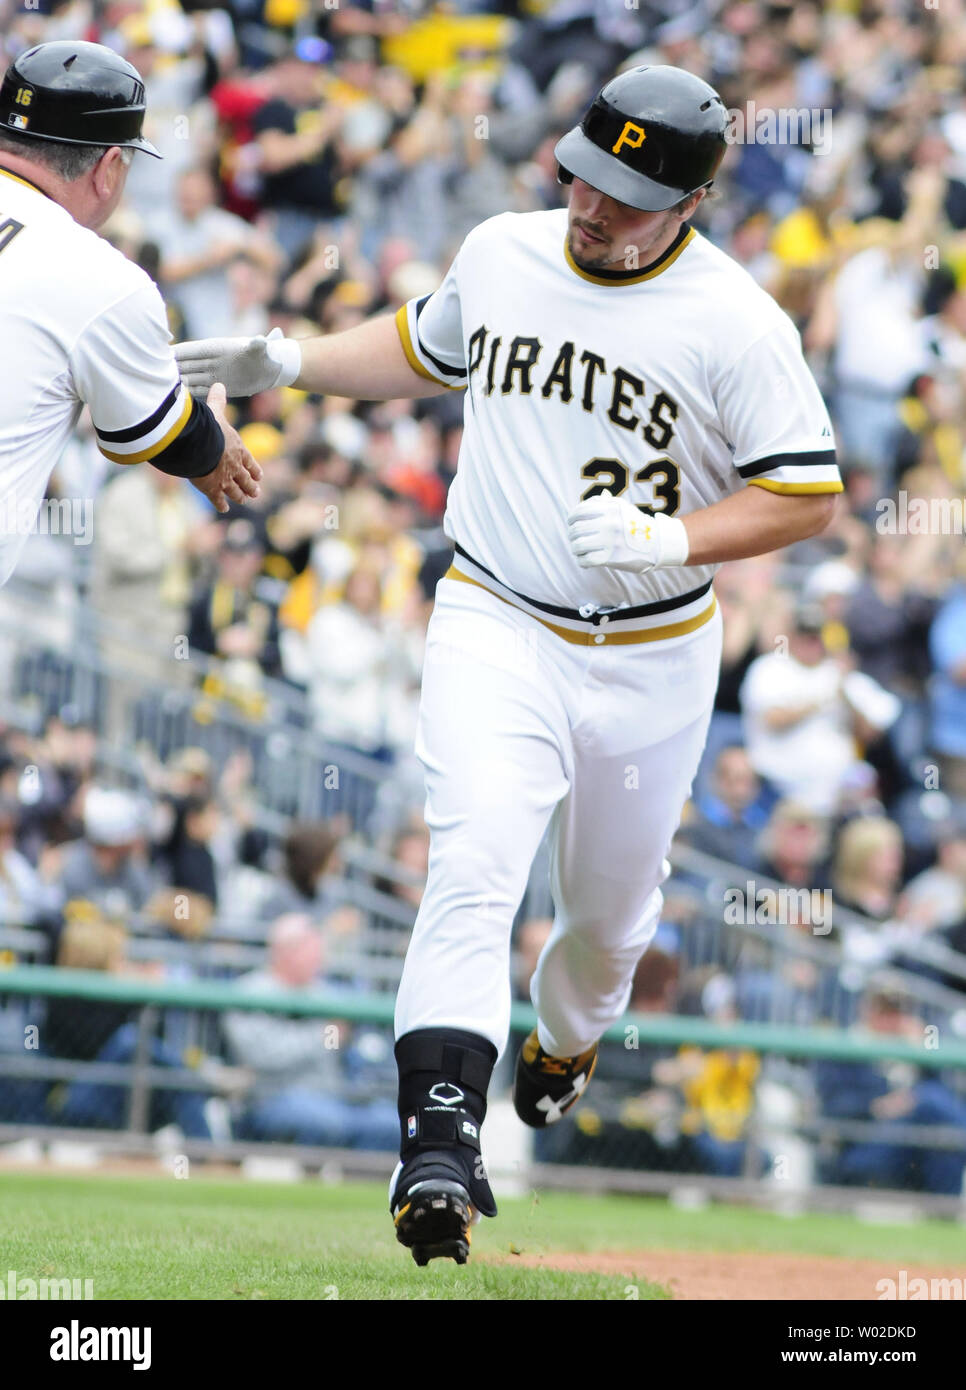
(391, 1154, 477, 1266)
(513, 1028, 599, 1127)
(392, 1027, 499, 1266)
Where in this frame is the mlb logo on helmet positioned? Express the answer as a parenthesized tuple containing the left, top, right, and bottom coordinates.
(8, 114, 28, 129)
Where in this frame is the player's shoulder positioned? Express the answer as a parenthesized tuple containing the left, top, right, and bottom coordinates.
(458, 208, 565, 258)
(687, 232, 789, 321)
(687, 230, 802, 349)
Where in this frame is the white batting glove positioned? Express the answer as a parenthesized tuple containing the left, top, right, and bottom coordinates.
(567, 490, 690, 573)
(174, 326, 302, 398)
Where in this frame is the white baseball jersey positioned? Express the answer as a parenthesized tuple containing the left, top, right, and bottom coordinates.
(0, 166, 192, 586)
(397, 207, 841, 629)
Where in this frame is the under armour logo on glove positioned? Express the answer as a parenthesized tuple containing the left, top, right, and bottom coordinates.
(566, 490, 690, 573)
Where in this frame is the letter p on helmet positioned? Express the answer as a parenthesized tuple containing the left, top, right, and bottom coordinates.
(612, 121, 646, 154)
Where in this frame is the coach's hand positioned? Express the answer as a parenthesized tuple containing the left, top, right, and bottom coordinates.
(175, 327, 302, 398)
(190, 383, 263, 513)
(567, 491, 690, 573)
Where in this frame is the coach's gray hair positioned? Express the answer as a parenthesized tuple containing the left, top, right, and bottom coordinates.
(0, 130, 134, 180)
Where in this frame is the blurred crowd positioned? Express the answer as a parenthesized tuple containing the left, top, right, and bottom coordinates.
(1, 0, 966, 1190)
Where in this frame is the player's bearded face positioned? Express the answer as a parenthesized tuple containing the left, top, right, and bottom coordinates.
(567, 178, 683, 272)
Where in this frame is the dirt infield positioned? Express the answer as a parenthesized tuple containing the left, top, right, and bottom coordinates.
(492, 1250, 963, 1300)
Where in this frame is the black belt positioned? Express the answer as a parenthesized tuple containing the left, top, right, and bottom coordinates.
(452, 543, 712, 627)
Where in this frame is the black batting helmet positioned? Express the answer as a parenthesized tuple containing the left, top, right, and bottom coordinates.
(0, 40, 160, 158)
(555, 65, 728, 212)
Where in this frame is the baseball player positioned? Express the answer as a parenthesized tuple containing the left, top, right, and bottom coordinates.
(176, 65, 842, 1266)
(0, 41, 261, 591)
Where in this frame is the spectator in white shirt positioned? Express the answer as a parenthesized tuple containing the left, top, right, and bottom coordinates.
(0, 798, 52, 928)
(301, 563, 421, 757)
(740, 605, 900, 816)
(829, 244, 930, 475)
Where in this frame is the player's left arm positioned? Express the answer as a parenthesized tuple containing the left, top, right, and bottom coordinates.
(569, 316, 842, 572)
(676, 485, 837, 565)
(685, 315, 842, 563)
(568, 481, 837, 572)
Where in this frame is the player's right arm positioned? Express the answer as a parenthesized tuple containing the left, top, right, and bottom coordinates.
(175, 314, 453, 401)
(297, 313, 456, 399)
(175, 245, 469, 402)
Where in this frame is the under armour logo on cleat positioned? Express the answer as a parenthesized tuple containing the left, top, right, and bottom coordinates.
(535, 1072, 590, 1124)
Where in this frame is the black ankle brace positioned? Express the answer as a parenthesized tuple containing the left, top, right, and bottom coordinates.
(395, 1027, 498, 1217)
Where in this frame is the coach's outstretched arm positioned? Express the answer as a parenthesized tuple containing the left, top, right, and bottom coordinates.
(175, 315, 450, 402)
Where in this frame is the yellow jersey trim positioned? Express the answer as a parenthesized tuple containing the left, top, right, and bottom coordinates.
(563, 227, 695, 287)
(99, 392, 193, 465)
(747, 478, 844, 496)
(0, 165, 49, 196)
(444, 565, 717, 646)
(395, 305, 464, 391)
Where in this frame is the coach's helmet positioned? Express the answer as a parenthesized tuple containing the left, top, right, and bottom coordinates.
(0, 41, 160, 157)
(555, 65, 728, 212)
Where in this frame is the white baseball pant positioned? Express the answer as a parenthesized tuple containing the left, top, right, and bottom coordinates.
(394, 572, 722, 1058)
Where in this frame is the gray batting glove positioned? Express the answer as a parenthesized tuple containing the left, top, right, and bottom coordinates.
(174, 326, 302, 398)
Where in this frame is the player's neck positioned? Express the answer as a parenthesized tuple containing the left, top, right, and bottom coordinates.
(573, 221, 691, 280)
(620, 219, 688, 271)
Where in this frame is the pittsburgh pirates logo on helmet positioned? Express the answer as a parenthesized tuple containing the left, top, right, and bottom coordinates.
(555, 64, 728, 211)
(612, 120, 647, 155)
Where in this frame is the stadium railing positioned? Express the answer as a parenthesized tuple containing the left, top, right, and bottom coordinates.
(1, 965, 965, 1216)
(5, 577, 965, 1014)
(3, 830, 964, 1025)
(0, 587, 399, 829)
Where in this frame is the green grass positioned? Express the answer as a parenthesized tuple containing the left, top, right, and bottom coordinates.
(0, 1172, 962, 1300)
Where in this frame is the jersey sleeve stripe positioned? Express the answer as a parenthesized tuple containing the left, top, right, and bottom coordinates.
(94, 382, 181, 444)
(98, 391, 193, 465)
(413, 297, 468, 380)
(747, 477, 844, 495)
(735, 448, 837, 480)
(394, 305, 465, 391)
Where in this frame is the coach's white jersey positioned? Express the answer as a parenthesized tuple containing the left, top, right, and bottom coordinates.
(0, 166, 191, 586)
(397, 207, 841, 617)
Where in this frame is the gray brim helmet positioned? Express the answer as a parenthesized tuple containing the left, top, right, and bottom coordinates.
(556, 64, 727, 212)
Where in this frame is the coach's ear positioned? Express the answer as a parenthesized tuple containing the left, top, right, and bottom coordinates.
(91, 146, 129, 201)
